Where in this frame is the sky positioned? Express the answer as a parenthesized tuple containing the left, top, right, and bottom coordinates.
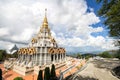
(0, 0, 118, 53)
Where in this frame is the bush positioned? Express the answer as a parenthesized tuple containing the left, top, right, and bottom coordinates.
(50, 64, 58, 80)
(99, 51, 112, 58)
(0, 50, 7, 61)
(44, 67, 50, 80)
(51, 64, 56, 77)
(37, 70, 43, 80)
(14, 77, 23, 80)
(114, 50, 120, 59)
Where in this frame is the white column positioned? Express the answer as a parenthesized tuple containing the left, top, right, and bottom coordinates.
(22, 55, 24, 62)
(48, 54, 51, 64)
(60, 54, 61, 62)
(56, 53, 58, 62)
(44, 48, 47, 65)
(42, 54, 44, 65)
(53, 54, 55, 63)
(39, 53, 41, 66)
(44, 53, 46, 65)
(36, 53, 37, 65)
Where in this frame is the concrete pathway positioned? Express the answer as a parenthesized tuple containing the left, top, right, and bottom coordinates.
(76, 60, 119, 80)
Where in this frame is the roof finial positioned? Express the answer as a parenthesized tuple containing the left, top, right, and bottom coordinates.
(42, 8, 48, 27)
(45, 8, 47, 17)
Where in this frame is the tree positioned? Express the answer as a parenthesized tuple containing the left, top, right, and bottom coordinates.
(37, 70, 43, 80)
(114, 50, 120, 59)
(0, 68, 2, 80)
(0, 50, 7, 61)
(99, 51, 112, 58)
(50, 64, 58, 80)
(12, 51, 18, 58)
(51, 64, 56, 77)
(13, 77, 23, 80)
(97, 0, 120, 60)
(76, 53, 82, 59)
(96, 0, 120, 38)
(44, 67, 50, 80)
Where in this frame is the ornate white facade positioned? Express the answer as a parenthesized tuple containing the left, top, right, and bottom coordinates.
(12, 10, 66, 75)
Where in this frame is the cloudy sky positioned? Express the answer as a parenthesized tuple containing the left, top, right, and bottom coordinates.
(0, 0, 118, 53)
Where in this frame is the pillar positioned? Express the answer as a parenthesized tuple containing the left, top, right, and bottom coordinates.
(44, 53, 46, 65)
(48, 53, 51, 64)
(53, 54, 55, 63)
(35, 53, 37, 65)
(39, 53, 42, 66)
(42, 53, 44, 65)
(60, 54, 61, 62)
(57, 54, 59, 62)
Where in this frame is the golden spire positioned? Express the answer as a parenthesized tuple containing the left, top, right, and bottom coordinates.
(43, 8, 48, 27)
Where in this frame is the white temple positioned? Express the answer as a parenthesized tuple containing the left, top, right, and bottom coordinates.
(11, 9, 66, 75)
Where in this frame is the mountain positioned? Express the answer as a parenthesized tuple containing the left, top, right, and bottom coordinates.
(9, 44, 18, 54)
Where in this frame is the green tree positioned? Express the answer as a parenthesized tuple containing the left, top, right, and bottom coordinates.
(50, 64, 58, 80)
(0, 53, 2, 61)
(51, 64, 56, 77)
(44, 67, 50, 80)
(12, 51, 18, 58)
(96, 0, 120, 38)
(13, 77, 23, 80)
(37, 70, 43, 80)
(0, 68, 2, 80)
(99, 51, 112, 58)
(96, 0, 120, 56)
(114, 50, 120, 59)
(76, 53, 82, 59)
(0, 50, 7, 61)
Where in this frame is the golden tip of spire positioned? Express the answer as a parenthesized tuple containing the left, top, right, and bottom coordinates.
(42, 8, 48, 27)
(45, 8, 47, 16)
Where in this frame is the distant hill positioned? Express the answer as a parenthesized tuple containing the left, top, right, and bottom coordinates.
(81, 53, 97, 57)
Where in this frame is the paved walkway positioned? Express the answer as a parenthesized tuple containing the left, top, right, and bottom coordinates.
(74, 59, 119, 80)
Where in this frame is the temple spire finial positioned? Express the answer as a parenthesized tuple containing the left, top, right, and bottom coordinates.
(43, 8, 48, 26)
(45, 8, 47, 17)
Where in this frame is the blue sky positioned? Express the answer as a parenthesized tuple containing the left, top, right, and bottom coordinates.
(0, 0, 117, 53)
(86, 0, 109, 37)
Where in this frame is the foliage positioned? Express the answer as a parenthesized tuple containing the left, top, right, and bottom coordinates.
(37, 70, 43, 80)
(50, 64, 58, 80)
(51, 64, 56, 77)
(0, 68, 2, 80)
(96, 0, 120, 55)
(0, 49, 19, 60)
(76, 53, 82, 59)
(81, 53, 96, 59)
(13, 77, 23, 80)
(12, 51, 18, 58)
(113, 50, 120, 59)
(0, 50, 7, 61)
(44, 67, 50, 80)
(99, 51, 112, 58)
(96, 0, 120, 38)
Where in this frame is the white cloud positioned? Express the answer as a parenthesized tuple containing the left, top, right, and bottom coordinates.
(0, 0, 117, 52)
(0, 28, 9, 37)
